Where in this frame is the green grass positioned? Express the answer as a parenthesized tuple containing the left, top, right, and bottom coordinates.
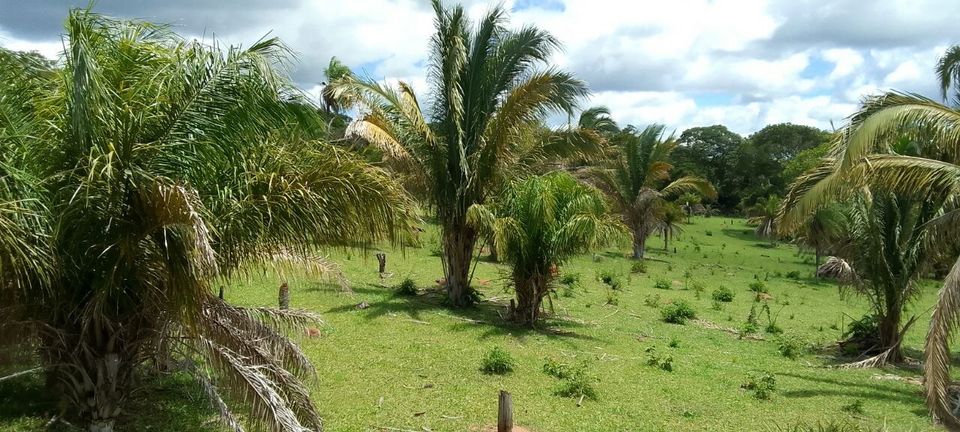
(1, 217, 943, 430)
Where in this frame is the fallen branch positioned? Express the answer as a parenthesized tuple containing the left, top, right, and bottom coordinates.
(0, 367, 40, 383)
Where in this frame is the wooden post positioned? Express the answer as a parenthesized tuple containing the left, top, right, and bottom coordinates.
(376, 252, 387, 274)
(279, 282, 289, 309)
(497, 390, 513, 432)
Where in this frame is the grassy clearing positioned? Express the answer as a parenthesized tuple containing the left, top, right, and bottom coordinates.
(1, 217, 942, 431)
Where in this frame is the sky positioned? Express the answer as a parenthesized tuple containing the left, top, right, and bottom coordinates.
(1, 0, 958, 135)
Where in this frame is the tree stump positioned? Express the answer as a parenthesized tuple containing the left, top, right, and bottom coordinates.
(279, 282, 289, 309)
(376, 252, 387, 274)
(497, 390, 513, 432)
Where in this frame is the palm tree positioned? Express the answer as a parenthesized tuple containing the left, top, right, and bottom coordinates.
(321, 56, 354, 115)
(467, 172, 623, 325)
(586, 124, 715, 259)
(332, 0, 588, 306)
(748, 194, 782, 240)
(793, 205, 845, 267)
(775, 45, 960, 427)
(658, 203, 684, 251)
(0, 10, 411, 432)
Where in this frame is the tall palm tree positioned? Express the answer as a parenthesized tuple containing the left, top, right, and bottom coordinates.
(0, 10, 411, 432)
(332, 0, 588, 306)
(748, 194, 782, 240)
(467, 172, 623, 325)
(776, 45, 960, 427)
(586, 124, 715, 259)
(321, 56, 354, 115)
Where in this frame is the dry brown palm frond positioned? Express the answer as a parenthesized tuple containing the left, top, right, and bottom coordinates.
(816, 256, 856, 284)
(925, 257, 960, 429)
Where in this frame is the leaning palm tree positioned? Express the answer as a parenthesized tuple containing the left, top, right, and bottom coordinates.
(467, 172, 623, 325)
(776, 45, 960, 427)
(793, 205, 846, 267)
(332, 0, 588, 306)
(748, 195, 782, 240)
(0, 10, 411, 432)
(586, 124, 715, 259)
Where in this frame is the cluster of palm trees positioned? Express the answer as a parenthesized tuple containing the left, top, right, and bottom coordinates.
(778, 45, 960, 427)
(0, 2, 716, 431)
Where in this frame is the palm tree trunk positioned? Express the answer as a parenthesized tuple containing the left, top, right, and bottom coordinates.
(815, 248, 821, 267)
(879, 300, 904, 362)
(631, 229, 647, 259)
(443, 225, 478, 307)
(513, 273, 547, 326)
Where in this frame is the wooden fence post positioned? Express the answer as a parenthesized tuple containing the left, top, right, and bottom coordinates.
(376, 252, 387, 274)
(498, 390, 513, 432)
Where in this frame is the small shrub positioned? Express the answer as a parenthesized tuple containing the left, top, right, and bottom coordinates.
(712, 286, 735, 302)
(777, 419, 882, 432)
(598, 270, 623, 291)
(630, 261, 647, 274)
(668, 338, 680, 348)
(396, 277, 418, 296)
(544, 360, 597, 400)
(765, 322, 783, 334)
(785, 270, 801, 279)
(705, 230, 713, 236)
(748, 281, 768, 294)
(654, 278, 671, 290)
(644, 347, 674, 372)
(689, 280, 705, 298)
(840, 399, 865, 415)
(742, 371, 776, 400)
(643, 293, 661, 308)
(605, 289, 620, 306)
(542, 358, 575, 379)
(711, 300, 723, 311)
(559, 272, 583, 297)
(480, 346, 515, 375)
(739, 303, 761, 336)
(661, 301, 696, 324)
(776, 334, 804, 359)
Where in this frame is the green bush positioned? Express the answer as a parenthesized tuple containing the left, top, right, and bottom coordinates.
(661, 301, 696, 324)
(480, 346, 515, 375)
(777, 419, 883, 432)
(748, 281, 768, 294)
(630, 261, 647, 274)
(742, 371, 776, 400)
(785, 270, 801, 279)
(689, 280, 705, 298)
(644, 347, 674, 372)
(598, 270, 623, 290)
(705, 230, 713, 236)
(776, 334, 804, 359)
(559, 272, 583, 297)
(668, 338, 680, 348)
(654, 278, 671, 290)
(543, 359, 597, 400)
(396, 277, 418, 296)
(712, 286, 735, 302)
(643, 293, 661, 308)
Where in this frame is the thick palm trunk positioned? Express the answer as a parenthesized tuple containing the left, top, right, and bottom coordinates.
(443, 225, 477, 307)
(631, 229, 648, 259)
(513, 273, 548, 326)
(879, 302, 904, 362)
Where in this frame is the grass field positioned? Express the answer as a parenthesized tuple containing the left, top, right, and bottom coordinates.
(0, 217, 945, 431)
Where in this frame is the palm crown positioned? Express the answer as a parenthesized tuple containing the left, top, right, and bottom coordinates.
(0, 9, 411, 432)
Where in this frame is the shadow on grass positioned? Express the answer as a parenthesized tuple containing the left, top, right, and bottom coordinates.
(720, 228, 758, 243)
(324, 283, 603, 347)
(777, 371, 923, 405)
(0, 370, 222, 431)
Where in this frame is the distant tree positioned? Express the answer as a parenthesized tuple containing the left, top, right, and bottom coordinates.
(675, 125, 746, 212)
(748, 123, 831, 162)
(748, 195, 781, 240)
(783, 140, 832, 185)
(790, 205, 846, 267)
(587, 125, 715, 259)
(467, 172, 623, 325)
(657, 203, 685, 251)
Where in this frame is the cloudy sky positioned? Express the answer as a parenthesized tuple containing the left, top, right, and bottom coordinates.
(1, 0, 958, 135)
